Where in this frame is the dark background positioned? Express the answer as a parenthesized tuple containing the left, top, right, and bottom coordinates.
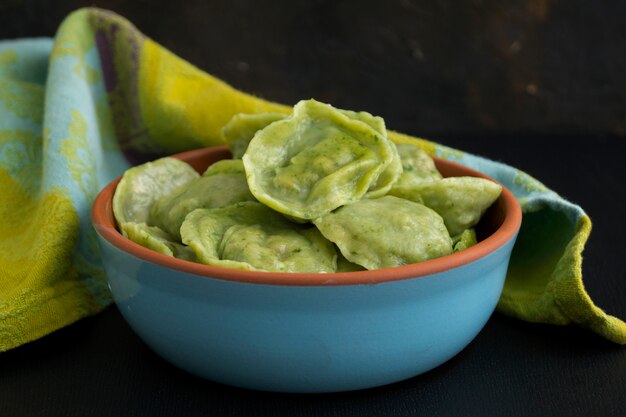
(1, 1, 625, 416)
(3, 0, 626, 137)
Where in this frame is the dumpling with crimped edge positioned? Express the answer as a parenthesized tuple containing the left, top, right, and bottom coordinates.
(150, 159, 255, 239)
(364, 145, 402, 199)
(390, 142, 442, 191)
(180, 201, 337, 272)
(313, 196, 453, 270)
(337, 108, 402, 198)
(202, 158, 249, 177)
(243, 99, 398, 221)
(336, 251, 367, 272)
(113, 157, 198, 226)
(452, 228, 478, 252)
(391, 177, 502, 236)
(120, 222, 196, 261)
(222, 112, 287, 159)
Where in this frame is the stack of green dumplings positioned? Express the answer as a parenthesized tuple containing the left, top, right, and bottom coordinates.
(112, 99, 502, 273)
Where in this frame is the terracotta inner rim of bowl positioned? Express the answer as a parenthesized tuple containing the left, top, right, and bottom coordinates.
(92, 146, 522, 286)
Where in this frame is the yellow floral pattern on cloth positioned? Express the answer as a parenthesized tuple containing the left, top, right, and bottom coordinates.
(0, 129, 42, 195)
(60, 110, 97, 200)
(0, 79, 44, 123)
(59, 109, 110, 305)
(50, 9, 99, 84)
(513, 169, 550, 194)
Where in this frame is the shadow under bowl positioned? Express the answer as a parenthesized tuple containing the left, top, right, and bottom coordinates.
(92, 146, 521, 393)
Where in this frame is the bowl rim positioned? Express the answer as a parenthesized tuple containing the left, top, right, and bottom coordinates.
(92, 146, 522, 286)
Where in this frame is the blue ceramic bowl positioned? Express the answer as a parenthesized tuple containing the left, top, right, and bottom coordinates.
(92, 146, 521, 393)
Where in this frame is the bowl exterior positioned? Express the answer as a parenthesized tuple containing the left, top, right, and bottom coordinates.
(96, 229, 518, 393)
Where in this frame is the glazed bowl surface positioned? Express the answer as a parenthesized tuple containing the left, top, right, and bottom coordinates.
(92, 146, 521, 393)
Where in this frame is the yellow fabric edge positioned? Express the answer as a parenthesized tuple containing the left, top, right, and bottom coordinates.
(387, 131, 437, 155)
(0, 282, 106, 352)
(0, 165, 104, 351)
(550, 215, 626, 344)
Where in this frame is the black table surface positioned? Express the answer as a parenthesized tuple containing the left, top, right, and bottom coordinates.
(1, 1, 625, 416)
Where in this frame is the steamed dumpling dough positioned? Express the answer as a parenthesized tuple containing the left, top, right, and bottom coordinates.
(391, 177, 502, 236)
(388, 142, 442, 203)
(392, 143, 442, 190)
(336, 252, 367, 272)
(243, 99, 399, 220)
(180, 202, 337, 272)
(313, 196, 453, 270)
(202, 158, 249, 177)
(365, 146, 402, 199)
(222, 112, 286, 159)
(337, 109, 401, 198)
(219, 225, 335, 273)
(113, 157, 198, 225)
(120, 222, 196, 261)
(150, 159, 255, 238)
(452, 228, 478, 252)
(227, 106, 401, 199)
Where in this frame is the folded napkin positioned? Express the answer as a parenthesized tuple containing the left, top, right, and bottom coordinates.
(1, 8, 624, 351)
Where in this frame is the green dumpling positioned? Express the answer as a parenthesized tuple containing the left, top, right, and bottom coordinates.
(336, 251, 367, 272)
(313, 196, 453, 270)
(338, 109, 386, 135)
(202, 158, 249, 176)
(222, 112, 287, 159)
(390, 143, 442, 191)
(391, 177, 502, 236)
(452, 228, 478, 252)
(150, 159, 255, 239)
(113, 157, 199, 226)
(219, 224, 337, 273)
(180, 202, 337, 272)
(243, 99, 398, 220)
(120, 222, 196, 261)
(337, 109, 402, 198)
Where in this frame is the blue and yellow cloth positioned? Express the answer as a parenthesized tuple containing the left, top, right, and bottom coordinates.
(1, 8, 624, 351)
